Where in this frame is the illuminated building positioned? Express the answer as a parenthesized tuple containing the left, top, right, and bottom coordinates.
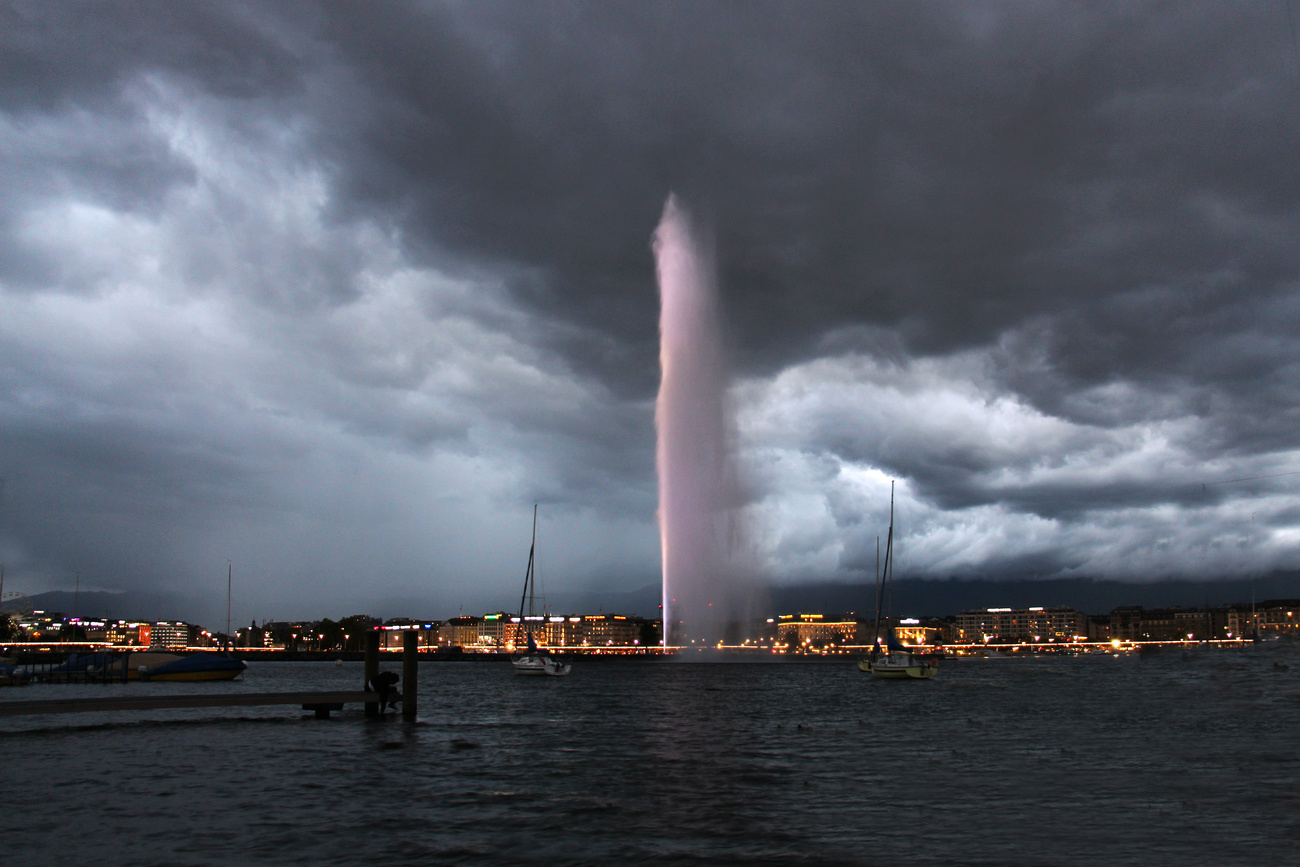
(440, 616, 485, 648)
(1111, 606, 1233, 642)
(892, 618, 942, 646)
(1253, 602, 1300, 636)
(576, 614, 641, 647)
(70, 618, 108, 642)
(1226, 601, 1300, 639)
(105, 620, 148, 645)
(471, 612, 511, 647)
(954, 607, 1088, 644)
(379, 621, 438, 649)
(775, 614, 856, 648)
(503, 615, 574, 648)
(151, 621, 199, 648)
(262, 621, 313, 650)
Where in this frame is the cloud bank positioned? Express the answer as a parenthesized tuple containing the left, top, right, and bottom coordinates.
(2, 1, 1299, 624)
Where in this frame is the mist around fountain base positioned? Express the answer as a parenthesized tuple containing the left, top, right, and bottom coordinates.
(662, 616, 775, 662)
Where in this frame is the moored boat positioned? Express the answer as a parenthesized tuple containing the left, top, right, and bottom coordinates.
(859, 482, 938, 680)
(510, 505, 571, 677)
(859, 633, 938, 679)
(132, 651, 247, 681)
(511, 635, 572, 677)
(48, 650, 247, 682)
(1, 656, 31, 686)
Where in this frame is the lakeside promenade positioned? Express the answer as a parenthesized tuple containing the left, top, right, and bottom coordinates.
(2, 636, 1269, 663)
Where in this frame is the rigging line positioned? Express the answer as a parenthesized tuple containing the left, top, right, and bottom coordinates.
(536, 544, 548, 614)
(1288, 0, 1300, 80)
(1202, 469, 1300, 486)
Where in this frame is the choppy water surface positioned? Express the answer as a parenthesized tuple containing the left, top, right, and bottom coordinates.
(3, 647, 1299, 866)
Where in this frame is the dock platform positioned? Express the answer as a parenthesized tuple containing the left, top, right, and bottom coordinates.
(0, 691, 387, 719)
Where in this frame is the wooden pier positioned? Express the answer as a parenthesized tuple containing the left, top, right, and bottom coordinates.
(0, 691, 382, 719)
(1, 630, 420, 721)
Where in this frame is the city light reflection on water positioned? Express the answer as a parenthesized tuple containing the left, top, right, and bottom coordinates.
(3, 649, 1297, 866)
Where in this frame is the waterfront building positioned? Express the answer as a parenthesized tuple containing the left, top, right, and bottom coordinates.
(489, 613, 654, 650)
(1110, 606, 1232, 642)
(828, 616, 945, 647)
(235, 621, 274, 648)
(379, 620, 438, 649)
(103, 620, 146, 645)
(893, 618, 943, 646)
(68, 618, 108, 642)
(775, 613, 857, 648)
(953, 606, 1088, 644)
(238, 621, 265, 648)
(149, 620, 199, 648)
(1255, 601, 1300, 636)
(1225, 601, 1300, 639)
(261, 621, 315, 651)
(547, 615, 582, 646)
(477, 612, 513, 648)
(505, 614, 575, 648)
(576, 613, 642, 647)
(1086, 614, 1112, 642)
(440, 616, 485, 648)
(12, 611, 67, 641)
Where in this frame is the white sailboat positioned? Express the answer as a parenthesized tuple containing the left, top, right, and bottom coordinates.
(858, 482, 937, 680)
(511, 505, 571, 677)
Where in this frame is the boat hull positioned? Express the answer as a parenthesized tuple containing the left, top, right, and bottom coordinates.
(32, 651, 247, 683)
(511, 655, 571, 677)
(144, 667, 247, 682)
(871, 664, 936, 679)
(127, 652, 247, 682)
(859, 654, 938, 679)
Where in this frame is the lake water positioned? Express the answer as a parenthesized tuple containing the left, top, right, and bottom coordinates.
(3, 646, 1298, 866)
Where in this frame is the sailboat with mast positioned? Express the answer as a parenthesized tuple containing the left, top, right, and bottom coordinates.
(858, 482, 937, 680)
(511, 505, 571, 677)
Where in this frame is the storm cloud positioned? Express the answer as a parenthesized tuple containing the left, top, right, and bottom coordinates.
(2, 1, 1299, 625)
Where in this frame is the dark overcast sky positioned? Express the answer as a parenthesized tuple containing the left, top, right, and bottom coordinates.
(3, 1, 1300, 626)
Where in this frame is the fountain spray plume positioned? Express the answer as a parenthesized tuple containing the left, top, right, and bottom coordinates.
(653, 194, 761, 650)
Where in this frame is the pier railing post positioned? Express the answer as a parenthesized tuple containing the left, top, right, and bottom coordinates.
(364, 630, 380, 719)
(402, 629, 418, 721)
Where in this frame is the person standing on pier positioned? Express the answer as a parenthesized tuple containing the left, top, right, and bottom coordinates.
(368, 670, 400, 715)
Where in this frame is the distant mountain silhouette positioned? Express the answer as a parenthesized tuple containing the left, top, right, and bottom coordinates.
(2, 589, 201, 622)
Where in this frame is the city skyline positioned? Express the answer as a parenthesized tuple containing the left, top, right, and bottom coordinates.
(8, 597, 1298, 654)
(4, 4, 1300, 629)
(7, 570, 1300, 633)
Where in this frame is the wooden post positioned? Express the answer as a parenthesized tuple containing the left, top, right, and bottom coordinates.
(402, 629, 418, 720)
(364, 631, 380, 719)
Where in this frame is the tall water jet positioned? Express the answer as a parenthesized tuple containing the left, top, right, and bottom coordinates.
(653, 195, 757, 649)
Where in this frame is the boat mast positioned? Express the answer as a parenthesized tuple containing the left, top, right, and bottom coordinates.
(873, 535, 883, 649)
(517, 505, 538, 643)
(871, 482, 895, 655)
(1251, 587, 1258, 642)
(886, 481, 895, 624)
(881, 483, 896, 648)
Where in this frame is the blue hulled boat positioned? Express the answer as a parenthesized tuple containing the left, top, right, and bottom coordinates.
(48, 650, 247, 682)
